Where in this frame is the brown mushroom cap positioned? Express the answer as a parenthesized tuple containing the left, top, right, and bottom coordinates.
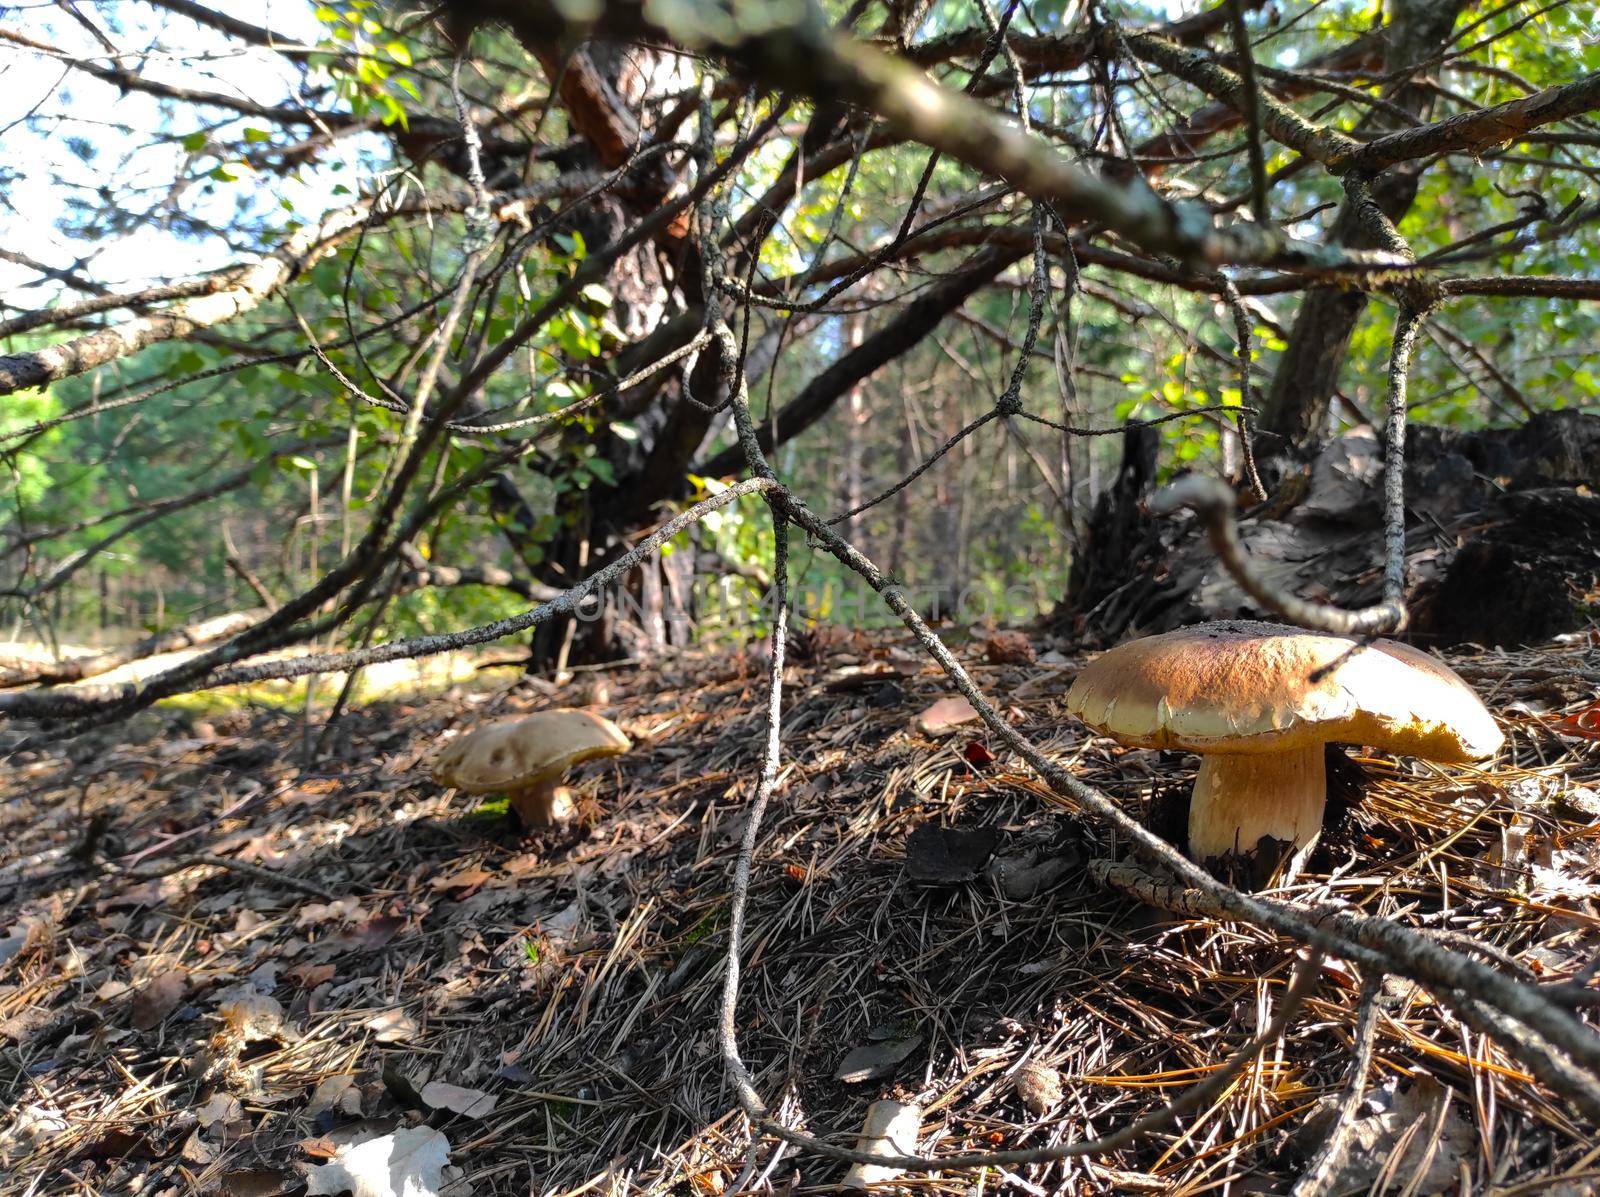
(432, 709, 631, 794)
(1066, 619, 1502, 762)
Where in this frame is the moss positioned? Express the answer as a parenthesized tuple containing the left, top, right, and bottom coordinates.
(461, 794, 512, 823)
(679, 904, 728, 948)
(158, 683, 304, 714)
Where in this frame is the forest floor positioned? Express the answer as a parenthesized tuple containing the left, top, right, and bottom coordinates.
(1, 627, 1598, 1196)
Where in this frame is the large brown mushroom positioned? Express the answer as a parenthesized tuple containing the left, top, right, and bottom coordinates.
(1066, 620, 1502, 877)
(431, 709, 630, 828)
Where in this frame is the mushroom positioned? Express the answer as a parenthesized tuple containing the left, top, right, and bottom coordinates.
(1065, 620, 1502, 877)
(431, 709, 630, 828)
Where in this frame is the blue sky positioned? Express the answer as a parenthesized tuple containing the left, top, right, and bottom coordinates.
(0, 1, 373, 304)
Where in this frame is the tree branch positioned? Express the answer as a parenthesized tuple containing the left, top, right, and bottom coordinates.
(1333, 71, 1600, 174)
(697, 241, 1024, 477)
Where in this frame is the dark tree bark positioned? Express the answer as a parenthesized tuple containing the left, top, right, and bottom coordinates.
(1060, 423, 1160, 636)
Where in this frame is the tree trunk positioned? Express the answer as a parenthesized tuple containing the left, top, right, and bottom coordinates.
(1061, 423, 1160, 636)
(1259, 0, 1470, 454)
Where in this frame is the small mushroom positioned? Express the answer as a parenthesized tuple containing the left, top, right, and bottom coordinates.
(1066, 620, 1502, 878)
(431, 709, 630, 828)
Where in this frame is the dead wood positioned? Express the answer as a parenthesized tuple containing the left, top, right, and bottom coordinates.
(1058, 409, 1600, 648)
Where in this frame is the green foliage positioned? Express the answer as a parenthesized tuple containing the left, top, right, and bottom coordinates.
(313, 0, 418, 127)
(12, 0, 1600, 661)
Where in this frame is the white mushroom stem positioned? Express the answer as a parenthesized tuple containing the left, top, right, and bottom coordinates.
(1188, 745, 1326, 862)
(507, 778, 574, 827)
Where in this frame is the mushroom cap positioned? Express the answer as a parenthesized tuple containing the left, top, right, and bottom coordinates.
(431, 709, 630, 794)
(1065, 619, 1502, 761)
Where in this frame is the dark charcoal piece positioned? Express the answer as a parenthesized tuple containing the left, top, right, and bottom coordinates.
(904, 823, 1002, 884)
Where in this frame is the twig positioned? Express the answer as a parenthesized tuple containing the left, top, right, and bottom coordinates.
(125, 852, 337, 901)
(1224, 0, 1270, 226)
(1150, 301, 1428, 634)
(1290, 974, 1385, 1197)
(1214, 274, 1268, 503)
(223, 522, 278, 608)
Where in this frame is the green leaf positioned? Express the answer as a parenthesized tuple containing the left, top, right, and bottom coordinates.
(243, 126, 272, 143)
(379, 94, 408, 129)
(179, 130, 208, 153)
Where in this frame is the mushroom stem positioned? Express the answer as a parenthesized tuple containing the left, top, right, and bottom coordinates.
(1188, 746, 1327, 865)
(507, 778, 560, 828)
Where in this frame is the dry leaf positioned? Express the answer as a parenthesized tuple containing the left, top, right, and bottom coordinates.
(298, 897, 361, 926)
(419, 1080, 497, 1118)
(217, 1168, 296, 1197)
(6, 1104, 68, 1154)
(366, 1009, 419, 1043)
(983, 631, 1036, 665)
(303, 1126, 450, 1197)
(0, 919, 39, 972)
(196, 1092, 243, 1130)
(689, 1169, 727, 1195)
(237, 836, 300, 868)
(131, 972, 187, 1030)
(429, 869, 494, 895)
(289, 962, 337, 989)
(904, 824, 1000, 884)
(836, 1035, 923, 1083)
(502, 853, 546, 877)
(915, 695, 979, 735)
(306, 1075, 363, 1119)
(986, 849, 1074, 900)
(1551, 702, 1600, 740)
(352, 915, 406, 951)
(1293, 1077, 1474, 1196)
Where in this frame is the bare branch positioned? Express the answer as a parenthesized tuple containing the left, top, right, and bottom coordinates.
(0, 188, 517, 397)
(1334, 72, 1600, 174)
